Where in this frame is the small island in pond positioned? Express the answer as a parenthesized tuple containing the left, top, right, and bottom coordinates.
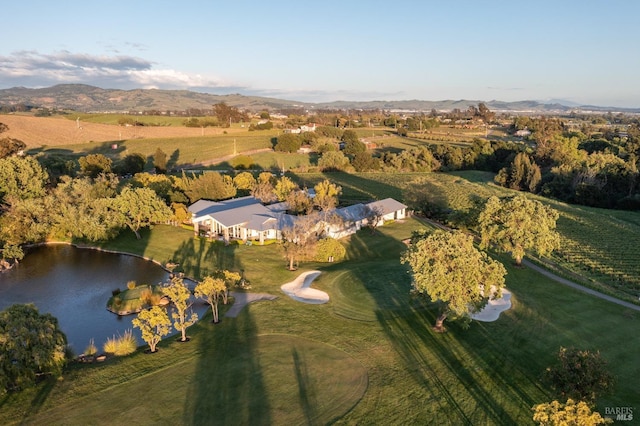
(107, 283, 168, 315)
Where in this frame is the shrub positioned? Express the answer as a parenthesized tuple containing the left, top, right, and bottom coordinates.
(314, 238, 346, 262)
(112, 296, 122, 309)
(114, 330, 137, 356)
(103, 336, 118, 354)
(103, 330, 137, 356)
(147, 292, 163, 306)
(232, 155, 254, 170)
(140, 287, 153, 305)
(84, 338, 97, 357)
(275, 133, 302, 153)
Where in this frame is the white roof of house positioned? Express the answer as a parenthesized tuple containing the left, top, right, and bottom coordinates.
(265, 201, 289, 213)
(335, 203, 368, 222)
(189, 196, 406, 232)
(246, 214, 278, 232)
(190, 196, 258, 214)
(366, 198, 407, 216)
(188, 199, 221, 214)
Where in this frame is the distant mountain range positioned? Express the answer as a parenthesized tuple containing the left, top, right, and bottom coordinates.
(1, 84, 638, 114)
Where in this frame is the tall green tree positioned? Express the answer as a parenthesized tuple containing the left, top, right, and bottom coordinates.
(341, 130, 366, 156)
(162, 277, 198, 342)
(132, 306, 171, 353)
(352, 151, 380, 171)
(313, 179, 341, 222)
(318, 151, 350, 171)
(544, 347, 614, 402)
(112, 187, 172, 239)
(184, 172, 236, 202)
(0, 304, 67, 393)
(0, 196, 52, 245)
(78, 154, 112, 178)
(233, 171, 256, 194)
(285, 189, 313, 215)
(275, 133, 302, 153)
(0, 156, 48, 201)
(274, 176, 298, 201)
(213, 102, 247, 126)
(194, 276, 227, 323)
(48, 177, 121, 241)
(153, 148, 168, 174)
(401, 230, 507, 331)
(118, 153, 146, 175)
(479, 195, 560, 266)
(495, 152, 542, 192)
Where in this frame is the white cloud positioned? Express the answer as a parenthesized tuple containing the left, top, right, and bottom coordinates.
(0, 50, 226, 90)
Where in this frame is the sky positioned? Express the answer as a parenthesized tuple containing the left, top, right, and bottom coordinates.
(1, 0, 639, 107)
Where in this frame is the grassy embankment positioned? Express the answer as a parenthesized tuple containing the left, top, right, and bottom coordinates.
(1, 216, 638, 425)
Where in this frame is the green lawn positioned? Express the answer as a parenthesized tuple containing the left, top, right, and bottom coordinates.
(34, 132, 276, 168)
(67, 113, 189, 126)
(2, 219, 638, 425)
(296, 171, 640, 301)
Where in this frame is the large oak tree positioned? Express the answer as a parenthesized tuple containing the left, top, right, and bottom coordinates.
(401, 230, 507, 331)
(0, 304, 67, 393)
(479, 195, 560, 266)
(112, 187, 172, 239)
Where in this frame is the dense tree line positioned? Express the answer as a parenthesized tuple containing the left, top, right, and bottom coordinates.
(498, 117, 640, 209)
(308, 113, 640, 210)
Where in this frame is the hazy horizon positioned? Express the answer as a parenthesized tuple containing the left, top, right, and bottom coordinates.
(2, 1, 639, 108)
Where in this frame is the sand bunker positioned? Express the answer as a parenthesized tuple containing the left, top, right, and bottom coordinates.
(471, 288, 512, 322)
(281, 271, 329, 304)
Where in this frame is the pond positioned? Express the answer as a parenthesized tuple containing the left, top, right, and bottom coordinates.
(0, 244, 208, 353)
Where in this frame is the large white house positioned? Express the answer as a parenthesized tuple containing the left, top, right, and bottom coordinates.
(188, 196, 407, 244)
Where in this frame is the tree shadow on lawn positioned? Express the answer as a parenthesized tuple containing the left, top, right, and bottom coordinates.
(184, 309, 271, 426)
(376, 306, 542, 425)
(292, 347, 319, 424)
(171, 237, 240, 280)
(347, 227, 542, 423)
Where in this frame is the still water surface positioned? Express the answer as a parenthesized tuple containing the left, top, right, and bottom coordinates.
(0, 244, 206, 353)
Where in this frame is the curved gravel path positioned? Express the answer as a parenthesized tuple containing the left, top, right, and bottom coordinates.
(522, 259, 640, 312)
(225, 291, 278, 318)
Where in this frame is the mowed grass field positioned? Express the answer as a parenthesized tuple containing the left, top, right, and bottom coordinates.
(1, 221, 638, 425)
(295, 171, 640, 302)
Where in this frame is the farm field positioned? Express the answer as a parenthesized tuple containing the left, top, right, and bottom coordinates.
(30, 131, 276, 168)
(1, 222, 637, 425)
(0, 114, 250, 148)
